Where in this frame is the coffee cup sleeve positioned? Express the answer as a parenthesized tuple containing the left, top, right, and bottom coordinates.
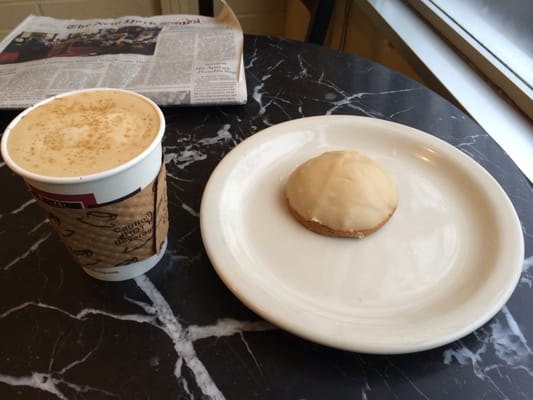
(32, 163, 169, 270)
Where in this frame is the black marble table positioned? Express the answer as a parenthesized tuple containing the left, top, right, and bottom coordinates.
(1, 35, 532, 399)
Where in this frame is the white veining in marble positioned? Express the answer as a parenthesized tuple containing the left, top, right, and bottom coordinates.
(166, 148, 207, 170)
(164, 124, 234, 172)
(252, 82, 267, 116)
(0, 373, 94, 400)
(361, 382, 371, 400)
(3, 232, 51, 270)
(286, 63, 422, 117)
(251, 60, 285, 121)
(521, 256, 533, 288)
(456, 133, 491, 162)
(187, 318, 273, 341)
(181, 202, 199, 217)
(387, 359, 431, 400)
(29, 219, 49, 234)
(244, 47, 258, 69)
(0, 278, 274, 399)
(389, 106, 416, 119)
(10, 198, 36, 214)
(0, 326, 116, 399)
(198, 124, 232, 146)
(134, 275, 225, 399)
(134, 275, 274, 398)
(493, 306, 533, 370)
(295, 54, 309, 80)
(443, 304, 533, 398)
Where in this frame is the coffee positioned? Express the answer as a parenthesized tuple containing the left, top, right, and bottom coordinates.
(1, 89, 168, 281)
(6, 90, 160, 177)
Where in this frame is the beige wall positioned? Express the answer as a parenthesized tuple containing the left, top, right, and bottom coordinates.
(326, 0, 425, 84)
(0, 0, 162, 39)
(0, 0, 288, 40)
(282, 0, 425, 84)
(217, 0, 287, 37)
(160, 0, 288, 36)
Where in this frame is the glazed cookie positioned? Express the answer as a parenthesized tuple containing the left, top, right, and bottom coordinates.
(285, 150, 397, 238)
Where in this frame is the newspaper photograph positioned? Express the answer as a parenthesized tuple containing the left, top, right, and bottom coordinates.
(0, 0, 247, 108)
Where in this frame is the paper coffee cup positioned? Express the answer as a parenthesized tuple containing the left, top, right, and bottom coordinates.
(1, 88, 169, 281)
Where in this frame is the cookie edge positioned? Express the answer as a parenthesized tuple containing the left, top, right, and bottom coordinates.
(286, 198, 397, 238)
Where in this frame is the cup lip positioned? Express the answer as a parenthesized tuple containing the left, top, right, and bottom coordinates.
(0, 88, 165, 185)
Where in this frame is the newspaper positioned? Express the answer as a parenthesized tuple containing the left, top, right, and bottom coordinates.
(0, 0, 247, 108)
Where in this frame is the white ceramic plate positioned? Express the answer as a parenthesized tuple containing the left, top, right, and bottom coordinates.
(200, 116, 524, 354)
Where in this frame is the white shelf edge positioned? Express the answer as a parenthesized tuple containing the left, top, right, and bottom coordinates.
(359, 0, 533, 183)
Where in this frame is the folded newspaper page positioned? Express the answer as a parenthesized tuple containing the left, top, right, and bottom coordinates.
(0, 0, 246, 108)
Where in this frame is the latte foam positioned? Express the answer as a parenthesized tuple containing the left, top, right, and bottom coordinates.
(6, 90, 161, 177)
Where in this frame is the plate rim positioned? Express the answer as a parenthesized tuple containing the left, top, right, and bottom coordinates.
(199, 115, 524, 354)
